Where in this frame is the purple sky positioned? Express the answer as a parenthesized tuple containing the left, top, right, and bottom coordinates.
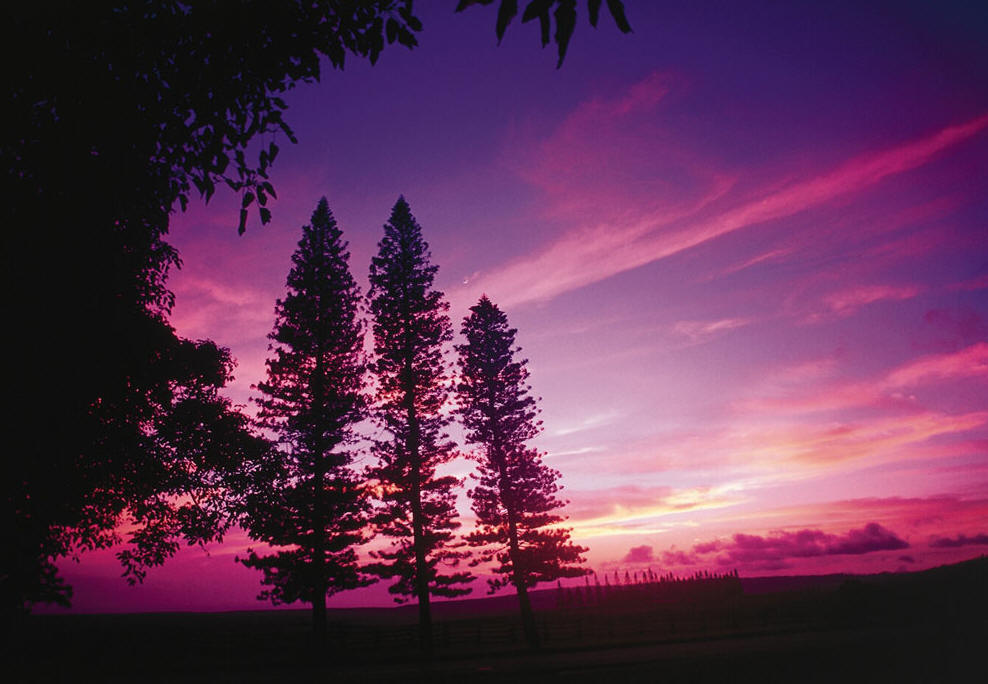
(52, 1, 988, 612)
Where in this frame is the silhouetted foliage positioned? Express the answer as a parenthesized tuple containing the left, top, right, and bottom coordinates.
(237, 198, 372, 640)
(2, 317, 264, 614)
(2, 2, 423, 621)
(366, 197, 473, 655)
(2, 1, 629, 622)
(456, 0, 633, 67)
(456, 295, 588, 648)
(112, 343, 268, 587)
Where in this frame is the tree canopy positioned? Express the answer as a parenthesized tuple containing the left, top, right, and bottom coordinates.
(456, 295, 588, 647)
(2, 1, 628, 622)
(239, 198, 372, 640)
(366, 197, 473, 654)
(457, 0, 633, 67)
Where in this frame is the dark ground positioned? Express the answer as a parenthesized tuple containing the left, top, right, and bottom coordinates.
(8, 557, 986, 683)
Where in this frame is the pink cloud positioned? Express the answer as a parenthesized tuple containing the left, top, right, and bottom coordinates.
(814, 283, 923, 319)
(661, 549, 699, 566)
(622, 545, 655, 563)
(884, 342, 988, 388)
(929, 532, 988, 548)
(919, 308, 988, 352)
(457, 81, 988, 308)
(948, 273, 988, 292)
(716, 495, 988, 537)
(690, 523, 909, 570)
(741, 411, 988, 471)
(713, 247, 793, 280)
(564, 484, 744, 537)
(170, 276, 273, 341)
(742, 343, 988, 418)
(672, 317, 751, 343)
(579, 409, 987, 483)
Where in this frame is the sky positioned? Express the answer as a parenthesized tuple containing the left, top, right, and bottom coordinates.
(52, 1, 988, 612)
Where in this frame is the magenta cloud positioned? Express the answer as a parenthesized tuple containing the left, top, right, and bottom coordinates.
(929, 533, 988, 548)
(622, 545, 655, 564)
(454, 88, 988, 310)
(686, 523, 909, 570)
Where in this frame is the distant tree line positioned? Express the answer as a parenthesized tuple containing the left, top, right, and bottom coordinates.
(555, 569, 743, 612)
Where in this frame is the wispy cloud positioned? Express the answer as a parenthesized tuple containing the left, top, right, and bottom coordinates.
(742, 342, 988, 416)
(948, 274, 988, 292)
(811, 283, 924, 320)
(566, 484, 746, 538)
(453, 73, 988, 308)
(170, 276, 272, 342)
(885, 342, 988, 388)
(713, 248, 792, 280)
(672, 317, 751, 344)
(551, 410, 620, 436)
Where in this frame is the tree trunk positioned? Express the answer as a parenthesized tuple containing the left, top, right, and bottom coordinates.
(411, 476, 433, 658)
(312, 585, 327, 643)
(516, 581, 540, 649)
(406, 375, 433, 659)
(311, 350, 328, 645)
(507, 509, 540, 650)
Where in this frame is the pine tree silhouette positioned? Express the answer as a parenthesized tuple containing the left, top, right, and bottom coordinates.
(366, 197, 472, 657)
(456, 295, 588, 649)
(238, 198, 372, 641)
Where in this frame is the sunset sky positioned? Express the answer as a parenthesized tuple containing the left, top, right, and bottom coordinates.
(54, 1, 988, 612)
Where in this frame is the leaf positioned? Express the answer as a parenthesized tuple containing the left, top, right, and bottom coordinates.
(242, 190, 255, 208)
(538, 11, 550, 47)
(606, 0, 632, 33)
(399, 4, 423, 31)
(397, 26, 417, 48)
(259, 207, 272, 225)
(386, 17, 398, 44)
(521, 0, 553, 23)
(588, 0, 603, 27)
(554, 0, 577, 67)
(496, 0, 518, 43)
(238, 207, 248, 235)
(455, 0, 492, 10)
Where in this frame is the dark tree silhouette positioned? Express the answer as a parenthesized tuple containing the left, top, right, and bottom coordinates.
(112, 342, 269, 587)
(457, 0, 633, 67)
(366, 197, 473, 656)
(2, 2, 423, 621)
(2, 1, 629, 621)
(238, 198, 372, 641)
(456, 296, 588, 649)
(2, 318, 264, 618)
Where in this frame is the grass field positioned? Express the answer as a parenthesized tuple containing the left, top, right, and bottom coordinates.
(9, 557, 986, 682)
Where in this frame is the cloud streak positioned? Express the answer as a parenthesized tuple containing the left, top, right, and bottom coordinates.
(455, 76, 988, 309)
(566, 484, 745, 538)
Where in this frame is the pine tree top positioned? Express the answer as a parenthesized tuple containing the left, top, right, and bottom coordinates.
(369, 196, 441, 301)
(254, 196, 365, 446)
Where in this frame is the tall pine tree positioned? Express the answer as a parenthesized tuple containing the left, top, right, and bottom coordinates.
(456, 295, 588, 649)
(238, 198, 371, 641)
(366, 196, 472, 656)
